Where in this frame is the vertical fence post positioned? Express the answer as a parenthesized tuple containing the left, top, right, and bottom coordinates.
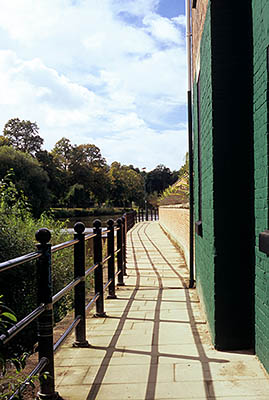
(146, 203, 148, 221)
(93, 219, 106, 317)
(35, 228, 58, 400)
(107, 219, 117, 299)
(141, 209, 144, 221)
(122, 216, 127, 276)
(73, 222, 89, 347)
(150, 208, 153, 221)
(116, 218, 125, 286)
(154, 208, 157, 220)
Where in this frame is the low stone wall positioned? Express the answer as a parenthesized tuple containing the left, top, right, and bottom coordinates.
(159, 205, 190, 269)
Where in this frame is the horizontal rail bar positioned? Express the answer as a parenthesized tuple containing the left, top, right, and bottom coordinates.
(103, 278, 113, 291)
(53, 316, 81, 352)
(101, 229, 110, 235)
(51, 238, 79, 253)
(52, 276, 83, 304)
(85, 293, 100, 312)
(102, 254, 111, 264)
(85, 233, 96, 241)
(114, 227, 120, 232)
(115, 270, 121, 277)
(0, 251, 41, 273)
(85, 263, 99, 277)
(9, 357, 49, 400)
(114, 248, 121, 255)
(0, 304, 45, 345)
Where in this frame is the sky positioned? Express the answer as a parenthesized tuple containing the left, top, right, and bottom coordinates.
(0, 0, 187, 171)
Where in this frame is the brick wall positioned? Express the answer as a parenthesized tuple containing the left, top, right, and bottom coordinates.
(252, 0, 269, 373)
(159, 205, 190, 268)
(192, 3, 216, 344)
(192, 0, 254, 350)
(192, 0, 209, 81)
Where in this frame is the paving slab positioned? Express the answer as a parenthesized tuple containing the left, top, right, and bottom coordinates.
(55, 221, 269, 399)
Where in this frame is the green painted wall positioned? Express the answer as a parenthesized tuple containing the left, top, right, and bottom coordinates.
(193, 0, 255, 350)
(252, 0, 269, 372)
(193, 4, 216, 344)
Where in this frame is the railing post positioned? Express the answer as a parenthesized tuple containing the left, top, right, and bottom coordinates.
(150, 208, 153, 221)
(122, 216, 127, 276)
(93, 219, 106, 317)
(141, 209, 144, 221)
(35, 228, 58, 400)
(154, 208, 157, 220)
(107, 219, 117, 299)
(73, 222, 89, 347)
(116, 218, 125, 286)
(146, 204, 148, 221)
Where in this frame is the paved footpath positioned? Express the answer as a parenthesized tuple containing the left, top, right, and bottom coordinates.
(55, 221, 269, 399)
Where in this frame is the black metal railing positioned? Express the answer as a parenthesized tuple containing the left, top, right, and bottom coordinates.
(136, 207, 159, 222)
(0, 210, 136, 400)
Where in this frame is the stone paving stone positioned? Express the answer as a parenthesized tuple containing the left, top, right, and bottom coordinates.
(55, 221, 269, 400)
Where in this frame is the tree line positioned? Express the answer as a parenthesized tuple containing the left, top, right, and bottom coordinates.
(0, 118, 180, 217)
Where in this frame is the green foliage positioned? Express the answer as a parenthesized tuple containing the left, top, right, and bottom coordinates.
(0, 296, 45, 400)
(158, 153, 189, 205)
(145, 164, 178, 194)
(0, 146, 50, 217)
(108, 162, 144, 206)
(3, 118, 44, 156)
(0, 175, 74, 353)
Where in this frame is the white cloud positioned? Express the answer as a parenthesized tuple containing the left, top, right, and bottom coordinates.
(143, 14, 183, 45)
(0, 0, 187, 170)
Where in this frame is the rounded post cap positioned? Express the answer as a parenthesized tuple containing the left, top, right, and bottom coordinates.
(74, 221, 85, 234)
(116, 218, 122, 225)
(107, 219, 114, 227)
(93, 219, 102, 228)
(35, 228, 51, 244)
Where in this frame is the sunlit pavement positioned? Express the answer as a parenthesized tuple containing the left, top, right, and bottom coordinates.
(55, 221, 269, 400)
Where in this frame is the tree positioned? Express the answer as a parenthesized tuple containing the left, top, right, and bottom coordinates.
(146, 164, 178, 194)
(3, 118, 44, 155)
(109, 162, 144, 206)
(36, 150, 69, 206)
(0, 146, 50, 217)
(69, 144, 106, 170)
(51, 137, 73, 171)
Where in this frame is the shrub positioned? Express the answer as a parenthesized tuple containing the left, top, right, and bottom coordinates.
(0, 173, 87, 354)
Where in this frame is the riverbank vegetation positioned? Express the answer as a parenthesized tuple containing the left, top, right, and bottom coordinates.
(0, 118, 180, 216)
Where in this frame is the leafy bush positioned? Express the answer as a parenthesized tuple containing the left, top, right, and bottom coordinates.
(0, 172, 81, 354)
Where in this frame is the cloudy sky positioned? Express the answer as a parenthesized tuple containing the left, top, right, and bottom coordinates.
(0, 0, 187, 171)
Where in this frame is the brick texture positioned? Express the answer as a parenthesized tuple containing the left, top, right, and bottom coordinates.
(192, 4, 216, 343)
(159, 205, 190, 268)
(252, 0, 269, 373)
(192, 0, 209, 81)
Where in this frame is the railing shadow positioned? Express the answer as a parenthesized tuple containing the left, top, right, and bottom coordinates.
(84, 222, 228, 400)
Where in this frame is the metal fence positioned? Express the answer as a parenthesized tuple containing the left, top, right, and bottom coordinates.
(0, 210, 136, 399)
(136, 207, 159, 222)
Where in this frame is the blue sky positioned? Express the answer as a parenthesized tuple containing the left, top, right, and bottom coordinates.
(0, 0, 187, 171)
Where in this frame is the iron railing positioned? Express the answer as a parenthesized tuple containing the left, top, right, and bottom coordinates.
(0, 210, 136, 400)
(137, 207, 159, 222)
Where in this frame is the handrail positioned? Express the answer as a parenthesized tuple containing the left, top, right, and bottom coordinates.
(52, 277, 83, 304)
(53, 316, 81, 352)
(51, 238, 79, 253)
(0, 210, 138, 399)
(9, 357, 49, 400)
(85, 262, 99, 277)
(0, 251, 41, 273)
(85, 232, 96, 241)
(0, 303, 46, 345)
(102, 254, 111, 264)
